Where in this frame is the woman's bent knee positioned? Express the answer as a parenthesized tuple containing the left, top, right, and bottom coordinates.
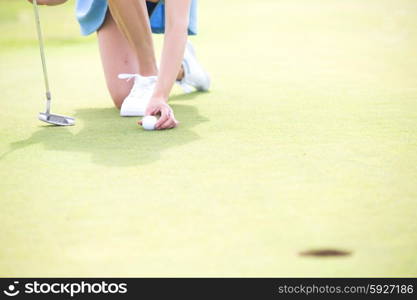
(110, 91, 127, 109)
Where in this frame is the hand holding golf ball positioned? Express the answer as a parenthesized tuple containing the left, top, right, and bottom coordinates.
(141, 100, 179, 130)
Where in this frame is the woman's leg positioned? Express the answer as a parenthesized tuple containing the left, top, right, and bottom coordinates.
(108, 0, 158, 77)
(97, 1, 184, 109)
(97, 12, 139, 109)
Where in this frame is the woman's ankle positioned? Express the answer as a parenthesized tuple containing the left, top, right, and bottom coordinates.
(176, 65, 185, 81)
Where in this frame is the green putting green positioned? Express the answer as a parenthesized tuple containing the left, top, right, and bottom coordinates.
(0, 0, 416, 277)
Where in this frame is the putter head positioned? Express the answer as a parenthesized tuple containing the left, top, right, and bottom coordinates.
(39, 112, 75, 126)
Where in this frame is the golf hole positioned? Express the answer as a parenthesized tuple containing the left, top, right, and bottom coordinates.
(299, 249, 352, 257)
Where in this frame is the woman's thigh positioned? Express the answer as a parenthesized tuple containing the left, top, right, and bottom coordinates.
(97, 12, 138, 109)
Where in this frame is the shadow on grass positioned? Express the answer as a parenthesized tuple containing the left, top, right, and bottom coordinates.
(1, 103, 208, 167)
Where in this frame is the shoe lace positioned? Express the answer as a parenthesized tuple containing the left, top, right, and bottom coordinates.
(119, 73, 193, 95)
(118, 74, 157, 98)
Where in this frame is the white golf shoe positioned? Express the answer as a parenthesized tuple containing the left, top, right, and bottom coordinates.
(177, 41, 211, 93)
(118, 73, 157, 117)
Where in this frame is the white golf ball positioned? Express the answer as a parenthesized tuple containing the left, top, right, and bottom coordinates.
(142, 116, 157, 130)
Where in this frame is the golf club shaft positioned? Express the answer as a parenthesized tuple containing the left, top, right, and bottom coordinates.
(33, 0, 51, 114)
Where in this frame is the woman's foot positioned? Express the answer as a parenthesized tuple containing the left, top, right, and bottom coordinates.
(177, 41, 211, 94)
(118, 73, 157, 117)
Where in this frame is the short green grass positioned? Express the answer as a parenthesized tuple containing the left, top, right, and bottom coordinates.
(0, 0, 416, 277)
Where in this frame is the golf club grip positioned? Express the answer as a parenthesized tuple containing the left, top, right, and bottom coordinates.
(33, 0, 51, 100)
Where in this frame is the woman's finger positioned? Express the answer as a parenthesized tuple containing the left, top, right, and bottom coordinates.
(145, 106, 158, 116)
(159, 115, 180, 130)
(155, 107, 171, 129)
(158, 118, 175, 130)
(159, 121, 175, 130)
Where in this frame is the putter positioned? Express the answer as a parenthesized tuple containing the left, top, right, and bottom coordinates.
(33, 0, 74, 126)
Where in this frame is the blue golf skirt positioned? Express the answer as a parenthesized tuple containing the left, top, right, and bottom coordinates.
(76, 0, 198, 36)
